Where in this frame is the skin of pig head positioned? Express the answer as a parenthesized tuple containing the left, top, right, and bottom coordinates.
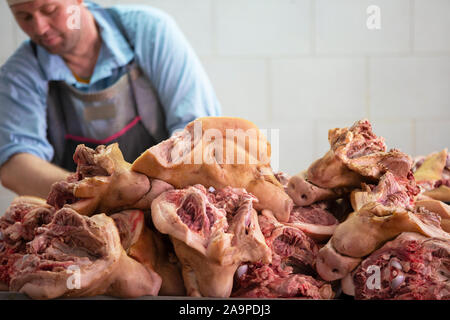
(54, 144, 172, 216)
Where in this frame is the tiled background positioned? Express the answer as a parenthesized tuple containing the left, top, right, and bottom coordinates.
(0, 0, 449, 213)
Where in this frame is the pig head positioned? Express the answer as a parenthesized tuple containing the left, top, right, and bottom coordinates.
(132, 117, 293, 222)
(47, 143, 173, 216)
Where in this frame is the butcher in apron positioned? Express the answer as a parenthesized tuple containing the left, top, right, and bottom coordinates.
(0, 0, 221, 199)
(36, 9, 168, 172)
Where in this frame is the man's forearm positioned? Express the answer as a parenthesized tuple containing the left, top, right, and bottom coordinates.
(0, 153, 71, 199)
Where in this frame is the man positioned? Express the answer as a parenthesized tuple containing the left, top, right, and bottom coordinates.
(0, 0, 221, 198)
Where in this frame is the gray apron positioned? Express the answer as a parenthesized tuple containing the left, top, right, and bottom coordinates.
(32, 9, 169, 172)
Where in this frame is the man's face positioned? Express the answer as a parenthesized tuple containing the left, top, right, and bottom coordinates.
(11, 0, 83, 55)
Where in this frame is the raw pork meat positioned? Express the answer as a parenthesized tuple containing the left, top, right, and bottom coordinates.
(133, 117, 293, 222)
(47, 144, 173, 216)
(151, 185, 271, 297)
(232, 210, 334, 299)
(0, 197, 161, 299)
(351, 232, 449, 300)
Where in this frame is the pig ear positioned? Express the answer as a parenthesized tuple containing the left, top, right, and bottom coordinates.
(95, 144, 125, 175)
(72, 176, 110, 198)
(414, 149, 447, 182)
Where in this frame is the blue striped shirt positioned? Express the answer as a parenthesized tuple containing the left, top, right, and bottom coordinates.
(0, 1, 221, 167)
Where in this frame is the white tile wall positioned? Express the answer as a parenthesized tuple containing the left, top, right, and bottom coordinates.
(127, 0, 214, 55)
(416, 120, 450, 156)
(201, 57, 270, 126)
(272, 122, 315, 175)
(315, 0, 411, 54)
(270, 58, 367, 122)
(370, 57, 450, 118)
(215, 0, 312, 56)
(0, 0, 449, 211)
(14, 23, 29, 48)
(0, 2, 16, 65)
(370, 119, 415, 155)
(414, 0, 450, 52)
(0, 186, 16, 216)
(93, 0, 117, 7)
(315, 118, 360, 159)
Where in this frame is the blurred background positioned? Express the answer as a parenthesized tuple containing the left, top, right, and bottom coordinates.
(0, 0, 449, 212)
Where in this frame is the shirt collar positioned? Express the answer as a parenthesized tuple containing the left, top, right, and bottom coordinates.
(36, 2, 134, 87)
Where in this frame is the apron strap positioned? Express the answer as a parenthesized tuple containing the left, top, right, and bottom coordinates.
(106, 7, 139, 118)
(30, 41, 37, 57)
(47, 82, 69, 166)
(30, 41, 49, 79)
(127, 68, 141, 119)
(105, 7, 168, 142)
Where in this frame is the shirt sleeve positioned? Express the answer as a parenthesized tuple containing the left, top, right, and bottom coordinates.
(116, 6, 222, 135)
(0, 43, 54, 168)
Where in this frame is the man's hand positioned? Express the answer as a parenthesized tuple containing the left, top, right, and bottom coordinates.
(0, 153, 71, 199)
